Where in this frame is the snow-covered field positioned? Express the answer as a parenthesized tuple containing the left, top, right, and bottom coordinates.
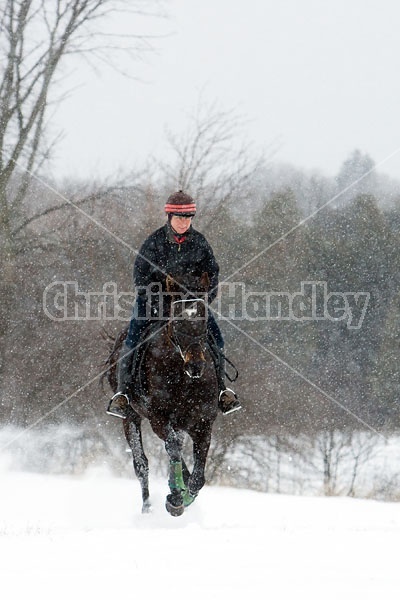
(1, 463, 399, 600)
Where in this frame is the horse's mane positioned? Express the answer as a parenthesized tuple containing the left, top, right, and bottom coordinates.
(166, 272, 210, 296)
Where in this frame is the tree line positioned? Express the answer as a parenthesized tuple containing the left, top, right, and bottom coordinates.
(1, 145, 399, 497)
(1, 155, 399, 427)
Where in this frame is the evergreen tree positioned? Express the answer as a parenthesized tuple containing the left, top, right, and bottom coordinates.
(336, 149, 377, 203)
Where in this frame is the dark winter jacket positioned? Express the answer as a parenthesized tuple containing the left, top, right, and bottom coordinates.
(133, 224, 219, 304)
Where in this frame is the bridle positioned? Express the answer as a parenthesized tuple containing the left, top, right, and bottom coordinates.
(167, 298, 208, 376)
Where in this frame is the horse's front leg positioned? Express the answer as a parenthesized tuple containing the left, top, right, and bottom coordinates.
(123, 413, 151, 514)
(176, 430, 190, 486)
(164, 425, 186, 517)
(187, 426, 212, 501)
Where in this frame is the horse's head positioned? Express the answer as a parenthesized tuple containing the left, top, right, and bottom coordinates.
(166, 273, 210, 379)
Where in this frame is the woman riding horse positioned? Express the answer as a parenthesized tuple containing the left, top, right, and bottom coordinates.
(107, 190, 241, 419)
(106, 272, 226, 514)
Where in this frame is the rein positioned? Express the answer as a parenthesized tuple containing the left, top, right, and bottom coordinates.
(168, 326, 207, 362)
(168, 297, 208, 362)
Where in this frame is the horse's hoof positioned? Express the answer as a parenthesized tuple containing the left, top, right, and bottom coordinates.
(142, 501, 152, 514)
(166, 501, 184, 517)
(165, 494, 184, 517)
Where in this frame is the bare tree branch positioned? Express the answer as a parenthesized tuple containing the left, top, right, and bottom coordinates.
(0, 0, 166, 256)
(158, 98, 266, 223)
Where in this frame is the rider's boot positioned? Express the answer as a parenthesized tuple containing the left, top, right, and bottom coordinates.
(216, 352, 242, 416)
(106, 341, 134, 419)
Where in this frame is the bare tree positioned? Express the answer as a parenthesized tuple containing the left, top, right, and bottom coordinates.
(0, 0, 164, 257)
(158, 98, 266, 220)
(301, 429, 377, 497)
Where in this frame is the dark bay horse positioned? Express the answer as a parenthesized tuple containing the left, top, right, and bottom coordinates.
(106, 273, 219, 516)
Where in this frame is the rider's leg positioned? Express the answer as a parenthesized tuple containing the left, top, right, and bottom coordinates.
(207, 311, 241, 415)
(106, 336, 136, 420)
(107, 296, 148, 419)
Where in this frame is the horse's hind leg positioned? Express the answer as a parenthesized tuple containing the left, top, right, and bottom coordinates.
(123, 414, 151, 513)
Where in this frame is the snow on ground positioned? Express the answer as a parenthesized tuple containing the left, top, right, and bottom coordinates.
(0, 463, 399, 600)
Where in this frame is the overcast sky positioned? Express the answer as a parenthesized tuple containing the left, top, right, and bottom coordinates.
(50, 0, 400, 182)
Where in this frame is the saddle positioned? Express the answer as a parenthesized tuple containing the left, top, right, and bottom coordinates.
(127, 320, 166, 399)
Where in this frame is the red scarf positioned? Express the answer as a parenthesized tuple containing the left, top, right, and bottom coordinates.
(173, 233, 187, 245)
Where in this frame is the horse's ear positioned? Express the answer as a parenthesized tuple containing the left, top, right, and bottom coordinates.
(166, 274, 179, 293)
(199, 272, 210, 291)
